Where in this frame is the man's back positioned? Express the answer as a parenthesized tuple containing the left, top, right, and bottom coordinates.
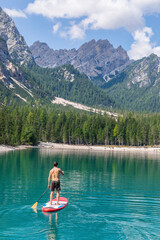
(50, 167, 61, 181)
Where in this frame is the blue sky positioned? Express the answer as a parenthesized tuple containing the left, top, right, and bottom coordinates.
(1, 0, 160, 60)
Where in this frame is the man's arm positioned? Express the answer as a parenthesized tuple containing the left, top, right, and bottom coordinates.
(59, 169, 64, 175)
(48, 170, 52, 187)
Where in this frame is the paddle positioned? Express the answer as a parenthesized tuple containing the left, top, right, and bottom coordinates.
(31, 187, 49, 209)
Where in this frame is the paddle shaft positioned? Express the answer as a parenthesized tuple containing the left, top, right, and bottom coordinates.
(36, 187, 49, 203)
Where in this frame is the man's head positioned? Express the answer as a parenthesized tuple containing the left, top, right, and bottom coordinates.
(54, 161, 58, 167)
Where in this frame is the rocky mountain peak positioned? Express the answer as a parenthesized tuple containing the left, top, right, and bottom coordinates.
(117, 45, 126, 53)
(128, 53, 160, 88)
(30, 39, 130, 85)
(31, 41, 49, 51)
(0, 7, 34, 66)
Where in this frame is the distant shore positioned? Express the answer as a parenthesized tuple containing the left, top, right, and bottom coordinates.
(39, 142, 160, 153)
(0, 145, 36, 152)
(1, 142, 160, 153)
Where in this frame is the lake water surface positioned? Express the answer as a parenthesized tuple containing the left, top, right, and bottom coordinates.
(1, 148, 160, 239)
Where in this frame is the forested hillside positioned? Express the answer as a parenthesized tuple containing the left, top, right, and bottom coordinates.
(0, 105, 160, 147)
(103, 54, 160, 112)
(23, 64, 115, 108)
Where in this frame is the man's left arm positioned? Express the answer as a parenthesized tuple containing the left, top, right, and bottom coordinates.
(60, 169, 64, 175)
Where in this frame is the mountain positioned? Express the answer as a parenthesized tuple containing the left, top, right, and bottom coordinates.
(103, 54, 160, 112)
(0, 35, 114, 108)
(0, 8, 115, 110)
(30, 39, 130, 86)
(0, 36, 42, 106)
(0, 7, 34, 66)
(3, 7, 160, 113)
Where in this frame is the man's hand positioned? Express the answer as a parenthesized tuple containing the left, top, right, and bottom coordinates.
(48, 184, 50, 188)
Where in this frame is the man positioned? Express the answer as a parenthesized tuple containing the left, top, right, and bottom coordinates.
(48, 161, 64, 205)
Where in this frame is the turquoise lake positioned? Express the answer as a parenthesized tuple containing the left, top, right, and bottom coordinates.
(1, 148, 160, 239)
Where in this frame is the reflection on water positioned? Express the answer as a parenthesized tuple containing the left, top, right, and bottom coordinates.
(40, 146, 160, 160)
(1, 148, 160, 239)
(43, 213, 58, 240)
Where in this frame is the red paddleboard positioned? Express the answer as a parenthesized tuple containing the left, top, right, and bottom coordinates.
(42, 197, 68, 212)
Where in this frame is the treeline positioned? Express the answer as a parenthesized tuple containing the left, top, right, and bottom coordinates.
(0, 106, 160, 146)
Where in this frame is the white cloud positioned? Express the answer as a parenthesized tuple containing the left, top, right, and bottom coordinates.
(128, 27, 160, 60)
(59, 22, 86, 40)
(25, 0, 160, 59)
(4, 8, 27, 18)
(68, 24, 85, 40)
(26, 0, 93, 19)
(53, 23, 61, 34)
(25, 0, 160, 31)
(59, 31, 68, 39)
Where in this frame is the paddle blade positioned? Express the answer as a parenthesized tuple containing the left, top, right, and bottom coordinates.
(32, 208, 37, 213)
(31, 202, 38, 209)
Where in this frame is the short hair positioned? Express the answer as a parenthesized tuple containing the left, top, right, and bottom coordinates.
(54, 161, 58, 167)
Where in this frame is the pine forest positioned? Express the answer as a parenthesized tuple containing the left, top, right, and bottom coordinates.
(0, 105, 160, 147)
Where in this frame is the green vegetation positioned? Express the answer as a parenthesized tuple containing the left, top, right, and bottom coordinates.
(22, 64, 115, 108)
(0, 61, 115, 111)
(0, 81, 25, 107)
(102, 55, 160, 112)
(1, 105, 160, 146)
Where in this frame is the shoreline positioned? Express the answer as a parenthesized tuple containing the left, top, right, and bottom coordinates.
(1, 142, 160, 153)
(0, 145, 37, 152)
(39, 142, 160, 153)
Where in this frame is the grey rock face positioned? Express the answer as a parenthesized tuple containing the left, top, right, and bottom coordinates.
(0, 7, 34, 66)
(0, 36, 33, 93)
(30, 39, 130, 83)
(30, 41, 77, 68)
(0, 36, 10, 65)
(127, 54, 160, 88)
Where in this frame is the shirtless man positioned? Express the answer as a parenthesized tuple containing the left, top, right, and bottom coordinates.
(48, 162, 64, 205)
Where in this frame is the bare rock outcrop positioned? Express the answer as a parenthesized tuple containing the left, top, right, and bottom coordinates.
(0, 7, 34, 66)
(30, 39, 130, 84)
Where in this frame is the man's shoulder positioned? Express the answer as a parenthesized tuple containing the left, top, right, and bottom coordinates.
(51, 167, 61, 171)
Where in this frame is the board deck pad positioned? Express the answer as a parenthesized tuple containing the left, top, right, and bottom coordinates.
(42, 197, 68, 212)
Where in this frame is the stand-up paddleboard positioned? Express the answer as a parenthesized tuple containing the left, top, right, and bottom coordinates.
(42, 197, 68, 212)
